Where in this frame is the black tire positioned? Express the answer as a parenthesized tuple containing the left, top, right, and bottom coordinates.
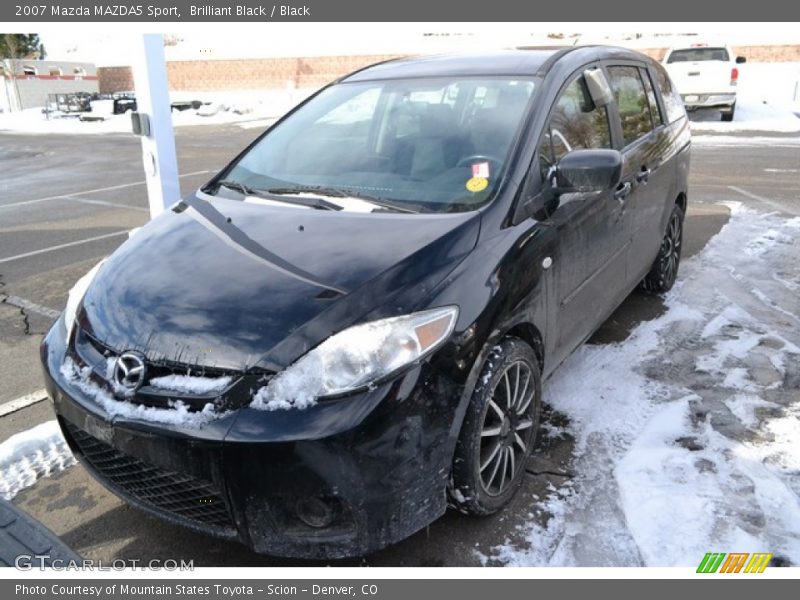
(721, 103, 735, 122)
(451, 337, 542, 516)
(641, 203, 685, 293)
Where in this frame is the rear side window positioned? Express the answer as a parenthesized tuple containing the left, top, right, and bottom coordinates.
(667, 47, 729, 63)
(607, 66, 653, 146)
(640, 68, 664, 127)
(653, 68, 686, 124)
(538, 75, 611, 178)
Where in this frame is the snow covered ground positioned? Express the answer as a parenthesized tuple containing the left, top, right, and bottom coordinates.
(480, 203, 800, 567)
(0, 421, 75, 501)
(0, 88, 314, 135)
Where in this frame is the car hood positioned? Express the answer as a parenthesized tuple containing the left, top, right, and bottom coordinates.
(81, 193, 480, 371)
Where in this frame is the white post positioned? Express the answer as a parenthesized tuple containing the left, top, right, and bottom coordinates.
(130, 34, 180, 219)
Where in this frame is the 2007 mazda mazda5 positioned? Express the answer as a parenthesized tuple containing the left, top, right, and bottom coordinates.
(41, 46, 689, 559)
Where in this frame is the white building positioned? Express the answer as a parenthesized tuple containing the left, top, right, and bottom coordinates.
(0, 59, 98, 112)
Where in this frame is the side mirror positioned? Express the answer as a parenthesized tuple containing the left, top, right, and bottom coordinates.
(584, 68, 614, 108)
(511, 149, 623, 225)
(554, 149, 623, 194)
(736, 56, 746, 64)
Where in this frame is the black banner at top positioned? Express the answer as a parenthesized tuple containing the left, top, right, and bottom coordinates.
(2, 0, 799, 22)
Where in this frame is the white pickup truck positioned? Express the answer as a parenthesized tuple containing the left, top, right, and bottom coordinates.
(663, 45, 746, 121)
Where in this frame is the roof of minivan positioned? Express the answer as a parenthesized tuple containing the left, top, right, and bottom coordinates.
(341, 46, 650, 82)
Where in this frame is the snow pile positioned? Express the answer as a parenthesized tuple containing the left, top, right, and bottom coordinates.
(0, 421, 76, 501)
(149, 373, 232, 395)
(480, 201, 800, 566)
(60, 357, 225, 427)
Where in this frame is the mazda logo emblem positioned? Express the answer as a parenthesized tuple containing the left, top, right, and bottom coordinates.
(113, 351, 146, 392)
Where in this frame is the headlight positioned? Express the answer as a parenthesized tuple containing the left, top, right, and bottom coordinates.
(63, 259, 106, 339)
(254, 306, 459, 410)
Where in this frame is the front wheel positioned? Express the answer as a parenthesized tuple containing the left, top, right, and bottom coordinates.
(451, 338, 542, 515)
(641, 203, 684, 293)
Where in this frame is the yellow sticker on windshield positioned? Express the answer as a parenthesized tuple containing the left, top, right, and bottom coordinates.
(466, 177, 489, 193)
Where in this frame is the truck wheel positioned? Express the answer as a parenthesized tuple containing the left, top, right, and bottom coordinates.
(451, 338, 541, 515)
(721, 103, 736, 122)
(641, 203, 684, 294)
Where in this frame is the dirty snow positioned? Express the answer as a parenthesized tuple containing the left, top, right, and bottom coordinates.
(0, 421, 75, 501)
(149, 373, 232, 395)
(60, 357, 225, 427)
(481, 201, 800, 566)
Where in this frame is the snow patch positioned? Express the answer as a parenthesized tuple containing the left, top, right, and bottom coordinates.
(60, 357, 225, 428)
(0, 421, 75, 501)
(479, 202, 800, 566)
(149, 374, 232, 395)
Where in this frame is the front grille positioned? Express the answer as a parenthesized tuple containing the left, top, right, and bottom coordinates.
(73, 326, 255, 412)
(81, 328, 237, 380)
(62, 421, 236, 537)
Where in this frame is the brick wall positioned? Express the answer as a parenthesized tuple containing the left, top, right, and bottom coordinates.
(164, 54, 400, 91)
(97, 66, 135, 94)
(97, 46, 800, 95)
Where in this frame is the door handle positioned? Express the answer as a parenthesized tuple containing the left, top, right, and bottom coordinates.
(614, 181, 632, 203)
(636, 168, 651, 183)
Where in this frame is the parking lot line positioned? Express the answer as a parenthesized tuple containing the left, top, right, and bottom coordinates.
(0, 390, 48, 418)
(728, 185, 800, 216)
(0, 169, 214, 210)
(0, 230, 128, 264)
(61, 195, 150, 213)
(1, 295, 61, 319)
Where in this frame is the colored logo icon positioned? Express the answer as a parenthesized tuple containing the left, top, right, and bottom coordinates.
(697, 552, 773, 573)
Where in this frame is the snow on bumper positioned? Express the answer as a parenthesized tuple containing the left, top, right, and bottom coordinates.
(39, 319, 463, 558)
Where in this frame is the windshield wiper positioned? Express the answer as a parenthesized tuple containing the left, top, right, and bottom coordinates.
(212, 180, 341, 211)
(266, 186, 418, 214)
(266, 186, 349, 198)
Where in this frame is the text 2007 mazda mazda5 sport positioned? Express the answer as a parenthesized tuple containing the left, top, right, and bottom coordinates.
(41, 46, 689, 559)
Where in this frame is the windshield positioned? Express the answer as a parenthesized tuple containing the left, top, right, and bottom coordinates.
(216, 76, 537, 213)
(667, 48, 730, 63)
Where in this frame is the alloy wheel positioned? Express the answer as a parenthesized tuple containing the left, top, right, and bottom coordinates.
(478, 360, 536, 496)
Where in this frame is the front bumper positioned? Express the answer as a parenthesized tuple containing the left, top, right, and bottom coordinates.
(41, 319, 464, 559)
(682, 93, 736, 110)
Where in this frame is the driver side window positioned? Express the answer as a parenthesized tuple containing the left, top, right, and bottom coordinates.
(538, 75, 612, 181)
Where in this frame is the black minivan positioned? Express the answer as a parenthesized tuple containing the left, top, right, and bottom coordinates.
(42, 46, 689, 559)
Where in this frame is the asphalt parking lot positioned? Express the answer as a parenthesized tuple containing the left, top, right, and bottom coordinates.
(1, 123, 799, 566)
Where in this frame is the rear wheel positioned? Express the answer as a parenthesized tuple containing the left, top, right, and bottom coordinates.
(721, 103, 736, 122)
(451, 338, 541, 515)
(641, 203, 684, 293)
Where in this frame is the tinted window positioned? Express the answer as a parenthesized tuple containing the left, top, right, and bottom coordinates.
(653, 67, 686, 124)
(608, 66, 653, 146)
(224, 77, 536, 213)
(640, 68, 664, 127)
(538, 75, 611, 178)
(667, 47, 729, 63)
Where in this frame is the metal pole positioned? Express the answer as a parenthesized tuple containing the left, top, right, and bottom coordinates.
(130, 34, 180, 219)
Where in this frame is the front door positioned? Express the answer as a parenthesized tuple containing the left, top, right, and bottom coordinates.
(536, 70, 630, 367)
